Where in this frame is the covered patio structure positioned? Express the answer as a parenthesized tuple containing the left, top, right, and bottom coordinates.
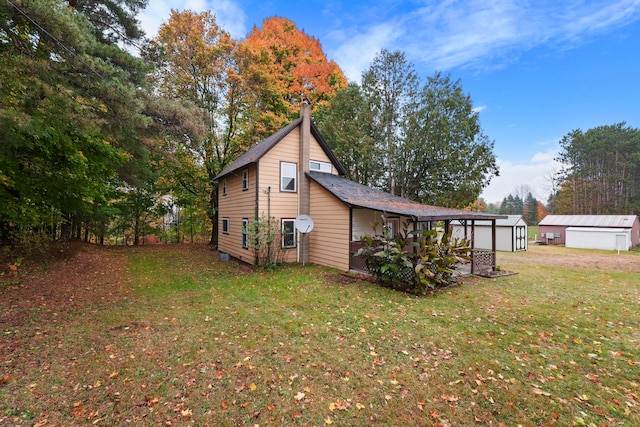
(306, 171, 507, 275)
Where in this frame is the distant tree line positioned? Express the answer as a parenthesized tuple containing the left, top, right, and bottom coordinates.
(551, 123, 640, 215)
(483, 187, 545, 226)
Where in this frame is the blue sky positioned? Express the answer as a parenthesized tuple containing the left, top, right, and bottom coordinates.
(139, 0, 640, 203)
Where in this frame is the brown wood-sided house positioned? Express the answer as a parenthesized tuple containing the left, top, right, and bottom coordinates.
(214, 105, 506, 274)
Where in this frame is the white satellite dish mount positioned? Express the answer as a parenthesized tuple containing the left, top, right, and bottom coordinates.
(295, 215, 314, 266)
(295, 214, 314, 234)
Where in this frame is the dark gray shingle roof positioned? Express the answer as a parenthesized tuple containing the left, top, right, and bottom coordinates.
(307, 171, 505, 222)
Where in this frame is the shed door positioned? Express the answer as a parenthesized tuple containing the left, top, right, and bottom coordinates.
(616, 234, 627, 251)
(515, 226, 526, 251)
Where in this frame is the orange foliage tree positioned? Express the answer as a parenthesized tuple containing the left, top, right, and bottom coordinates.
(152, 10, 247, 245)
(237, 16, 348, 137)
(537, 200, 548, 222)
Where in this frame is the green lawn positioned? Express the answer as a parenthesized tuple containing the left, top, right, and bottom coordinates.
(1, 245, 638, 426)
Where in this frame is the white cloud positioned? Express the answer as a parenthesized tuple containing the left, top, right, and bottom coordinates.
(328, 23, 401, 82)
(139, 0, 247, 40)
(472, 105, 487, 113)
(531, 148, 557, 163)
(328, 0, 640, 78)
(481, 149, 561, 203)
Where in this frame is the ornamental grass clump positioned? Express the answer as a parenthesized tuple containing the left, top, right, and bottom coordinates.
(355, 220, 470, 294)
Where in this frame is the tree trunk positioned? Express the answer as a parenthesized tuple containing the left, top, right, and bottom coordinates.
(60, 213, 72, 241)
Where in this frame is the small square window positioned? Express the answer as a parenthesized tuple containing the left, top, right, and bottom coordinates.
(280, 162, 297, 192)
(282, 219, 296, 248)
(222, 218, 230, 234)
(242, 169, 249, 191)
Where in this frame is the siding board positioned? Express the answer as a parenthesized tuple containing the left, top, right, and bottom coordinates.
(309, 181, 349, 270)
(218, 165, 257, 264)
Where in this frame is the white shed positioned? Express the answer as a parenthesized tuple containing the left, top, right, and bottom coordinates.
(451, 215, 527, 252)
(566, 227, 632, 251)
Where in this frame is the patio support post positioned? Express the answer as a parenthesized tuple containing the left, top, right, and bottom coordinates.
(491, 219, 497, 270)
(471, 219, 475, 274)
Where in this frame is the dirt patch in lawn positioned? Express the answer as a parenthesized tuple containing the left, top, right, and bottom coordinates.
(0, 242, 132, 331)
(498, 244, 640, 274)
(0, 243, 219, 330)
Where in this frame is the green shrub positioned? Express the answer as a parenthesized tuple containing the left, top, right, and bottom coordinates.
(245, 215, 285, 268)
(355, 219, 470, 294)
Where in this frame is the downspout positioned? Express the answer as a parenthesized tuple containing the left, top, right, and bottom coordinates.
(267, 186, 271, 263)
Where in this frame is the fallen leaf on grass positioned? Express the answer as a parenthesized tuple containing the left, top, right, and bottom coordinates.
(294, 391, 305, 401)
(441, 394, 459, 402)
(33, 420, 47, 427)
(585, 373, 601, 386)
(533, 388, 551, 396)
(329, 400, 351, 411)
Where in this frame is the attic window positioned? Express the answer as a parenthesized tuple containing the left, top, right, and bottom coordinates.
(310, 160, 332, 173)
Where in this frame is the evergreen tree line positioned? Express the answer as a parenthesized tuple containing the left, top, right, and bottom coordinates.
(551, 123, 640, 215)
(497, 193, 540, 226)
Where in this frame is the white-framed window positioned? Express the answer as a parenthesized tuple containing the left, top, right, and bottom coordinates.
(222, 179, 227, 196)
(241, 218, 249, 248)
(222, 218, 230, 234)
(282, 219, 296, 248)
(280, 162, 297, 192)
(242, 169, 249, 191)
(309, 160, 332, 173)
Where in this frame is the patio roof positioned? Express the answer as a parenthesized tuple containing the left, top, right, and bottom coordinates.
(307, 171, 505, 222)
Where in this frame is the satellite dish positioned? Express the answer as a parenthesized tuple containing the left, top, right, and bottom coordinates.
(295, 215, 314, 234)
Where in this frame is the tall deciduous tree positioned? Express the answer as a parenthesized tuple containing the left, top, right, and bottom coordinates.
(399, 72, 498, 207)
(318, 50, 498, 208)
(314, 83, 383, 187)
(237, 16, 347, 138)
(555, 123, 640, 214)
(361, 50, 419, 193)
(152, 10, 245, 245)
